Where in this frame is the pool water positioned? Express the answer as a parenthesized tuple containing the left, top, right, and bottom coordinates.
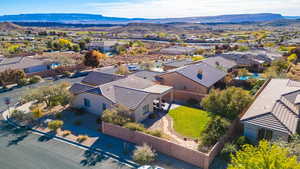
(236, 73, 262, 80)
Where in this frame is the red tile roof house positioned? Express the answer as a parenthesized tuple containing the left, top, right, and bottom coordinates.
(156, 62, 227, 103)
(241, 79, 300, 142)
(69, 71, 173, 122)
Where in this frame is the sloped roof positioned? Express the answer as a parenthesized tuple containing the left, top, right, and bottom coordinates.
(0, 56, 48, 72)
(82, 71, 124, 86)
(162, 62, 226, 88)
(241, 79, 300, 134)
(201, 56, 237, 71)
(69, 83, 95, 95)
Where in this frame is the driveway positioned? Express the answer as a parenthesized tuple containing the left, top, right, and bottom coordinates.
(0, 120, 131, 169)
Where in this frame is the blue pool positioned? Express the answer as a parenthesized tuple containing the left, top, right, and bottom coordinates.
(236, 73, 262, 80)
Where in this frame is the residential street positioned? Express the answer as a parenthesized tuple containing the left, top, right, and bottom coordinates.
(0, 120, 131, 169)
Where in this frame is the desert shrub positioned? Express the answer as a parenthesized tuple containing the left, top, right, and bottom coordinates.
(48, 120, 63, 131)
(17, 78, 28, 86)
(199, 116, 230, 149)
(124, 122, 145, 132)
(62, 71, 72, 77)
(31, 106, 44, 119)
(146, 130, 163, 138)
(62, 130, 71, 137)
(133, 144, 156, 165)
(101, 104, 133, 126)
(77, 135, 88, 143)
(29, 75, 42, 84)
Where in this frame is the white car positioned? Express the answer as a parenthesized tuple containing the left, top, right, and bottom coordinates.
(138, 165, 164, 169)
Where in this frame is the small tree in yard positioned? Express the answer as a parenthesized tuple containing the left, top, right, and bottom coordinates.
(115, 64, 129, 75)
(133, 144, 156, 165)
(48, 120, 63, 131)
(201, 87, 252, 120)
(23, 82, 72, 108)
(228, 140, 300, 169)
(83, 50, 107, 68)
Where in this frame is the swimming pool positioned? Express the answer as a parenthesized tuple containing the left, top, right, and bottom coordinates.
(235, 73, 262, 80)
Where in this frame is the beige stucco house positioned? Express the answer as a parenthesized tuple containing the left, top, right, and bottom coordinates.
(69, 71, 173, 122)
(156, 62, 227, 102)
(241, 79, 300, 142)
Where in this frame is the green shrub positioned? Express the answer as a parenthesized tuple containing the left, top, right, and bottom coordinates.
(17, 78, 28, 86)
(101, 104, 133, 126)
(146, 130, 163, 138)
(62, 71, 72, 77)
(29, 75, 42, 84)
(234, 136, 251, 148)
(124, 122, 145, 132)
(221, 143, 238, 161)
(48, 120, 63, 131)
(200, 116, 230, 148)
(133, 144, 156, 165)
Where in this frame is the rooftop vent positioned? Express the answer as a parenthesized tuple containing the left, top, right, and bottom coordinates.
(197, 69, 203, 79)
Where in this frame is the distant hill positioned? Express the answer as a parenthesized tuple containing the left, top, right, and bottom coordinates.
(0, 22, 24, 31)
(0, 13, 285, 24)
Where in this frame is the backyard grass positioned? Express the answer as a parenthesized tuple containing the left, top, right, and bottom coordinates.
(168, 106, 212, 139)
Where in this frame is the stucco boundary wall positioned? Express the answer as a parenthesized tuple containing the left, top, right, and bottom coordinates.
(102, 119, 240, 169)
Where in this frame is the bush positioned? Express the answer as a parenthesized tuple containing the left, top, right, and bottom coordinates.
(133, 144, 156, 165)
(200, 116, 230, 148)
(17, 78, 28, 86)
(221, 143, 238, 161)
(234, 136, 251, 148)
(146, 130, 163, 138)
(48, 120, 63, 131)
(101, 104, 133, 126)
(31, 106, 44, 119)
(77, 135, 88, 143)
(29, 75, 42, 84)
(62, 71, 72, 77)
(124, 122, 145, 132)
(62, 130, 71, 137)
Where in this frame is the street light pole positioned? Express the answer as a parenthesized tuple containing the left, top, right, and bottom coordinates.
(4, 97, 11, 117)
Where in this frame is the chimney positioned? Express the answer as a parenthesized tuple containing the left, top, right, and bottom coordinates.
(197, 69, 203, 79)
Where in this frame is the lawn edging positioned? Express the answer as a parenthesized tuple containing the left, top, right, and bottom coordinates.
(102, 120, 240, 169)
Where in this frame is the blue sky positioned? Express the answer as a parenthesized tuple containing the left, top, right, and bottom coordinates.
(1, 0, 300, 18)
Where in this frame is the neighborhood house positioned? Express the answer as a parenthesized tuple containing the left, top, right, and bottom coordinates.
(157, 62, 226, 102)
(69, 71, 173, 122)
(242, 79, 300, 142)
(0, 56, 59, 74)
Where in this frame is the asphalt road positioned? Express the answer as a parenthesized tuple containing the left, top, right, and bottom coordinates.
(0, 121, 131, 169)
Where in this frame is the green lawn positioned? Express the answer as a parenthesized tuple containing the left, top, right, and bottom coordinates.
(168, 106, 212, 139)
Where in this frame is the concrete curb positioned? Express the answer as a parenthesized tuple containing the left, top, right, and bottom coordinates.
(2, 109, 139, 169)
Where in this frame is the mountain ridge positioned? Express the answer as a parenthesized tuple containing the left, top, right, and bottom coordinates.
(0, 13, 287, 24)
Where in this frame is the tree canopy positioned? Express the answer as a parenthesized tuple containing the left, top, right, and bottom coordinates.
(83, 50, 107, 68)
(228, 140, 300, 169)
(201, 87, 252, 120)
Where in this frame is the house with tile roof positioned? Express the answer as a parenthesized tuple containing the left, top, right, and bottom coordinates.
(69, 71, 173, 122)
(241, 79, 300, 142)
(0, 56, 59, 74)
(156, 62, 227, 102)
(201, 56, 237, 72)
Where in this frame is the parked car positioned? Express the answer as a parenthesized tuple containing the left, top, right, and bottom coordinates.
(138, 165, 164, 169)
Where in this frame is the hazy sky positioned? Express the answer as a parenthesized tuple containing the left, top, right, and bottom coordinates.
(1, 0, 299, 18)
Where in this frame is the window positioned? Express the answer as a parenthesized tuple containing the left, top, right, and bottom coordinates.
(84, 98, 91, 107)
(258, 128, 273, 141)
(143, 104, 150, 113)
(102, 103, 107, 110)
